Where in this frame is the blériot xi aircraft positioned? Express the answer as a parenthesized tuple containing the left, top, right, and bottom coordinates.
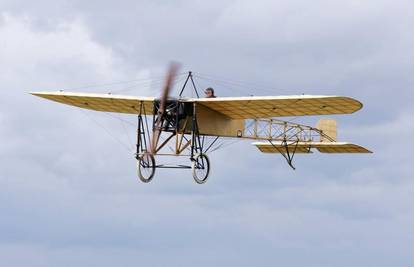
(31, 63, 371, 184)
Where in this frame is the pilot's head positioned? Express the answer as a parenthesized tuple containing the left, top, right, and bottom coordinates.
(204, 87, 216, 98)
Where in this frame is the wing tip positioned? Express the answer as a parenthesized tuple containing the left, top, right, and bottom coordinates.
(29, 91, 41, 96)
(342, 96, 364, 113)
(30, 91, 50, 98)
(30, 91, 63, 97)
(353, 99, 364, 113)
(364, 148, 373, 153)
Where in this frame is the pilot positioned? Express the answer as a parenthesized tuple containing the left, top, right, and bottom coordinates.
(204, 87, 216, 98)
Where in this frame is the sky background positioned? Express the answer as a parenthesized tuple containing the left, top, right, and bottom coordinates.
(1, 1, 414, 266)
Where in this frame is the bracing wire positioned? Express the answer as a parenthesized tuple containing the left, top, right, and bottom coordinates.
(194, 75, 253, 96)
(106, 112, 135, 149)
(57, 72, 188, 93)
(78, 109, 134, 152)
(110, 74, 188, 95)
(194, 72, 283, 95)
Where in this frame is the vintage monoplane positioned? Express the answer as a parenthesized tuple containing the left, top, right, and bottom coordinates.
(31, 64, 371, 184)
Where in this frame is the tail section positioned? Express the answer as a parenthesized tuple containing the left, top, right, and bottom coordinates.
(317, 118, 337, 142)
(252, 118, 371, 154)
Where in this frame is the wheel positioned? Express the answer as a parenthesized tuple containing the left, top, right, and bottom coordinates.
(137, 152, 155, 183)
(192, 153, 210, 184)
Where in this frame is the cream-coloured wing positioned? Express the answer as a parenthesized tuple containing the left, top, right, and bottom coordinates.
(31, 91, 154, 114)
(190, 95, 363, 119)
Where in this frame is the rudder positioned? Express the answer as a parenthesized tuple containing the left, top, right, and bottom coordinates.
(317, 119, 337, 142)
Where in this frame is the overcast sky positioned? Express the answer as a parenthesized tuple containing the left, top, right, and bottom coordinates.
(1, 1, 414, 266)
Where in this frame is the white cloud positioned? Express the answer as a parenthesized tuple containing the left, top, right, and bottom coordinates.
(0, 13, 134, 92)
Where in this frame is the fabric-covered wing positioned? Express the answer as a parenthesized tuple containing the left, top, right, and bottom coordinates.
(253, 142, 372, 154)
(31, 91, 155, 114)
(191, 95, 363, 119)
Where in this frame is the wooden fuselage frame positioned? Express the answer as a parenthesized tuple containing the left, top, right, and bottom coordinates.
(138, 100, 244, 158)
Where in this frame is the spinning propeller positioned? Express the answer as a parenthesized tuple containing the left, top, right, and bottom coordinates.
(150, 62, 180, 154)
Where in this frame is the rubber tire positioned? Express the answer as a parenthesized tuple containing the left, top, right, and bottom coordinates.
(137, 152, 155, 183)
(192, 153, 210, 184)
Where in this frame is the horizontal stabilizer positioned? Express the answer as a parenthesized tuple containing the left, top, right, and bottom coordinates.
(253, 141, 372, 154)
(315, 143, 372, 153)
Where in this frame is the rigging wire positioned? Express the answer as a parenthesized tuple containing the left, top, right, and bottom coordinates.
(104, 112, 135, 149)
(209, 138, 244, 153)
(194, 75, 253, 96)
(78, 109, 134, 153)
(56, 72, 188, 93)
(103, 112, 136, 127)
(194, 72, 284, 95)
(110, 74, 188, 95)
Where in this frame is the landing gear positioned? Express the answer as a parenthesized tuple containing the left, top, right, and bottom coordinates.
(137, 152, 155, 183)
(136, 153, 211, 184)
(192, 153, 210, 184)
(135, 89, 215, 184)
